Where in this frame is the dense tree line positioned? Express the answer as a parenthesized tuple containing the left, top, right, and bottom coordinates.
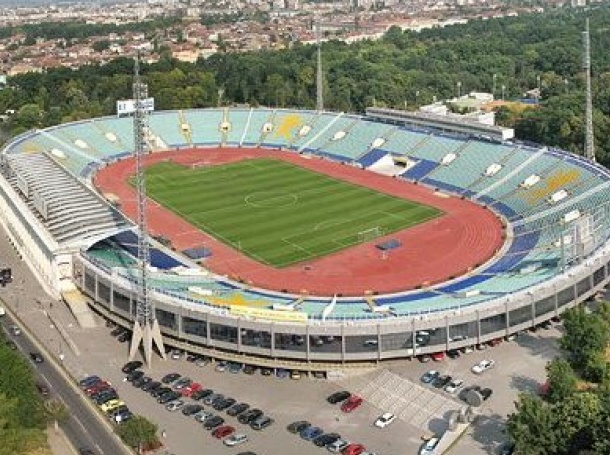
(507, 303, 610, 455)
(0, 328, 50, 455)
(3, 7, 610, 165)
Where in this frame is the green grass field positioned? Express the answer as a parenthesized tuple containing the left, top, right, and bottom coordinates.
(144, 158, 442, 268)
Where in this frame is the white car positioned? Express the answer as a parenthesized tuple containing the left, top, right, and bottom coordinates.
(223, 433, 248, 446)
(0, 306, 5, 316)
(374, 412, 396, 428)
(327, 438, 350, 453)
(471, 359, 495, 374)
(444, 379, 464, 394)
(165, 400, 185, 412)
(419, 437, 440, 455)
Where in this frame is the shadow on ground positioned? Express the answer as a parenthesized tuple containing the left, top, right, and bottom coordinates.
(513, 331, 559, 362)
(510, 374, 542, 395)
(469, 412, 507, 455)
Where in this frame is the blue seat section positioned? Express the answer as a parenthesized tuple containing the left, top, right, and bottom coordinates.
(484, 231, 540, 274)
(184, 109, 224, 145)
(261, 109, 316, 148)
(225, 109, 251, 145)
(148, 111, 183, 147)
(241, 108, 274, 146)
(109, 231, 184, 270)
(400, 158, 437, 180)
(357, 148, 387, 167)
(421, 176, 465, 194)
(320, 119, 393, 160)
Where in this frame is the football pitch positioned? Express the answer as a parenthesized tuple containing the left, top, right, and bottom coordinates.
(144, 158, 443, 267)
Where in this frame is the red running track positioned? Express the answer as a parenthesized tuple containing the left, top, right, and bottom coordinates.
(94, 148, 505, 296)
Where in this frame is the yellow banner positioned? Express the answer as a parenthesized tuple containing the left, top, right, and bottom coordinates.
(230, 305, 308, 323)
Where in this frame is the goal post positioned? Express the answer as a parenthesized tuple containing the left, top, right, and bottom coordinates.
(357, 226, 384, 244)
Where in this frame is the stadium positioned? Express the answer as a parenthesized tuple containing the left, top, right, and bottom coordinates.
(2, 106, 610, 368)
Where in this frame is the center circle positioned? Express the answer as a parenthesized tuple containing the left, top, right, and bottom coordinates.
(245, 191, 298, 208)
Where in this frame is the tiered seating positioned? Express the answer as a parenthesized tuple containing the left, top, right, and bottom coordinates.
(240, 109, 274, 145)
(291, 112, 344, 151)
(426, 142, 517, 193)
(148, 111, 183, 147)
(184, 109, 224, 145)
(262, 110, 315, 148)
(409, 135, 465, 161)
(95, 118, 134, 149)
(301, 115, 360, 158)
(224, 109, 251, 145)
(320, 119, 393, 161)
(378, 127, 429, 156)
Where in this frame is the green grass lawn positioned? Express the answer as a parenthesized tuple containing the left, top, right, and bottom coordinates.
(144, 158, 442, 267)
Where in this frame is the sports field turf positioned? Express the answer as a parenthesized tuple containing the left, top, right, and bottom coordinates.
(144, 158, 443, 267)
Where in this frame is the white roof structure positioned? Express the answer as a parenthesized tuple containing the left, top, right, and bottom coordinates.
(3, 153, 131, 249)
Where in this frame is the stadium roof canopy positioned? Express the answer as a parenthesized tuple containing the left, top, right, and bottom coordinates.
(3, 153, 132, 250)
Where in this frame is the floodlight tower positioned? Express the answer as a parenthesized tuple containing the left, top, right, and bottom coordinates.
(129, 55, 166, 367)
(316, 20, 324, 112)
(583, 18, 596, 162)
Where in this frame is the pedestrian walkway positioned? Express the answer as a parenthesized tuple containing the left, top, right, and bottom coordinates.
(344, 369, 462, 430)
(47, 426, 78, 455)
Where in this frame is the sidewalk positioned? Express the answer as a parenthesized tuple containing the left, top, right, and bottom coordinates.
(47, 426, 78, 455)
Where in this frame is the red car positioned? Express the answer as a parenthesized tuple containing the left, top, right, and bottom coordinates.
(182, 382, 202, 397)
(431, 352, 445, 362)
(341, 395, 363, 413)
(85, 381, 111, 395)
(212, 425, 235, 439)
(343, 443, 366, 455)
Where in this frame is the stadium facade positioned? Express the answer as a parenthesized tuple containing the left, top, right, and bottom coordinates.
(2, 107, 610, 368)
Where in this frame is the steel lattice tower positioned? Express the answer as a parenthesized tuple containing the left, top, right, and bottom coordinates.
(129, 55, 166, 366)
(316, 21, 324, 112)
(583, 18, 596, 162)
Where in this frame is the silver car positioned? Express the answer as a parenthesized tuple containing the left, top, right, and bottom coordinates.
(165, 400, 185, 412)
(223, 433, 248, 446)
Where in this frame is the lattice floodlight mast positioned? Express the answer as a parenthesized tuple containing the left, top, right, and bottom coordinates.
(316, 20, 324, 112)
(129, 55, 166, 366)
(583, 18, 596, 162)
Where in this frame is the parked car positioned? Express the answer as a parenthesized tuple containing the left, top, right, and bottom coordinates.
(204, 415, 225, 430)
(471, 359, 495, 374)
(194, 410, 214, 423)
(433, 375, 452, 389)
(151, 387, 172, 398)
(446, 349, 461, 359)
(203, 393, 221, 406)
(227, 362, 243, 374)
(300, 426, 324, 441)
(374, 412, 396, 428)
(212, 425, 235, 439)
(214, 397, 236, 411)
(36, 383, 51, 397)
(419, 437, 440, 455)
(227, 402, 250, 417)
(121, 361, 143, 374)
(172, 377, 192, 390)
(165, 400, 185, 412)
(110, 326, 124, 336)
(238, 408, 263, 424)
(79, 376, 101, 388)
(161, 373, 181, 384)
(9, 325, 21, 336)
(260, 367, 273, 376)
(181, 404, 203, 416)
(94, 391, 118, 405)
(343, 443, 367, 455)
(275, 368, 289, 379)
(117, 331, 130, 343)
(243, 365, 257, 375)
(101, 399, 124, 413)
(126, 370, 144, 382)
(158, 391, 181, 404)
(290, 370, 302, 380)
(341, 395, 363, 413)
(313, 432, 341, 447)
(461, 346, 475, 354)
(444, 379, 464, 394)
(141, 381, 161, 392)
(327, 390, 351, 404)
(250, 415, 274, 430)
(170, 349, 184, 360)
(132, 376, 151, 388)
(420, 370, 439, 384)
(215, 361, 228, 372)
(181, 382, 202, 397)
(417, 354, 432, 363)
(287, 420, 310, 434)
(193, 388, 214, 401)
(196, 356, 211, 368)
(223, 433, 248, 447)
(327, 438, 350, 453)
(431, 352, 445, 362)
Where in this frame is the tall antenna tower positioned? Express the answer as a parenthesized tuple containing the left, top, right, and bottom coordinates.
(583, 18, 595, 161)
(316, 20, 324, 112)
(129, 55, 166, 367)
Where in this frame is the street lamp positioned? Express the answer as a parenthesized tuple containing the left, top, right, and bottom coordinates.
(536, 75, 541, 102)
(501, 84, 506, 101)
(492, 73, 497, 99)
(457, 81, 462, 99)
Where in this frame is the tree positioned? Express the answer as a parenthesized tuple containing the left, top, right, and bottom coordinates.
(507, 394, 558, 455)
(560, 306, 610, 373)
(545, 358, 578, 403)
(116, 415, 159, 450)
(44, 398, 68, 433)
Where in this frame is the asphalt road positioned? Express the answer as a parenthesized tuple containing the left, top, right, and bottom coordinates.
(0, 314, 128, 455)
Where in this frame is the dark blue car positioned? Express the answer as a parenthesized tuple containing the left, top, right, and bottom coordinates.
(300, 426, 324, 441)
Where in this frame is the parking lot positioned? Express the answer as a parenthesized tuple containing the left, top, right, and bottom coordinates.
(0, 225, 562, 455)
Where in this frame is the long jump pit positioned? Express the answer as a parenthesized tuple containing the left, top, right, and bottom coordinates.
(94, 147, 504, 297)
